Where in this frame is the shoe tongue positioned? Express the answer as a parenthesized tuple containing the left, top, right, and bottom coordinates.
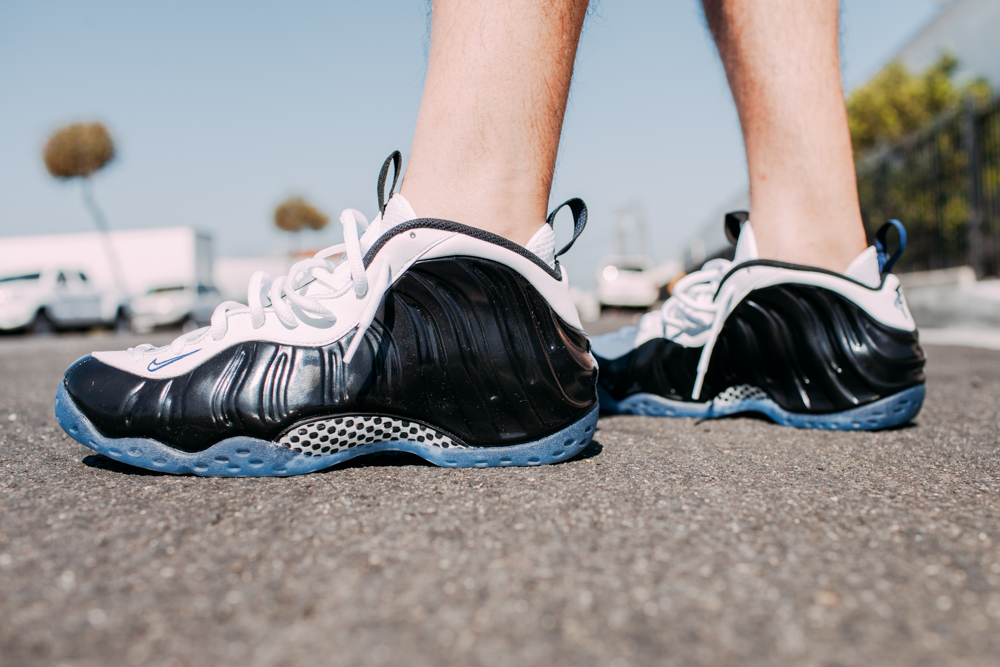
(843, 245, 881, 287)
(360, 194, 417, 250)
(381, 194, 417, 230)
(525, 223, 556, 269)
(382, 193, 417, 234)
(732, 220, 759, 264)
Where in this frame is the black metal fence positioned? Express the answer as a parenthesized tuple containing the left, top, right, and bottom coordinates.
(856, 96, 1000, 278)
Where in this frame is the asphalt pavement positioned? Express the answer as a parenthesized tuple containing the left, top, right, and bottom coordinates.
(0, 330, 998, 667)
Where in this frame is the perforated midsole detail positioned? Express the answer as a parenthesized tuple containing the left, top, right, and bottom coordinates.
(276, 415, 466, 456)
(713, 385, 768, 405)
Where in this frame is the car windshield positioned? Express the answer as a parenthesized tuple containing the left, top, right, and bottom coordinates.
(0, 273, 41, 284)
(147, 286, 187, 295)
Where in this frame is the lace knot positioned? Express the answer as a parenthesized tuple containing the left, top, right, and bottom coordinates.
(136, 207, 391, 364)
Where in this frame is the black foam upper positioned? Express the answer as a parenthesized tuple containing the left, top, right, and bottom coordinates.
(65, 257, 597, 452)
(597, 284, 925, 414)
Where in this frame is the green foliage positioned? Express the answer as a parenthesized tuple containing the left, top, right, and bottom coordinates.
(848, 53, 991, 154)
(853, 54, 1000, 275)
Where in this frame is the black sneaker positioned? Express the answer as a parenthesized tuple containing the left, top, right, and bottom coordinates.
(592, 213, 926, 429)
(55, 153, 598, 475)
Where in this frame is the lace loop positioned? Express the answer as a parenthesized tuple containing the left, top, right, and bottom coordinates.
(546, 198, 588, 260)
(340, 209, 369, 298)
(377, 151, 402, 215)
(210, 300, 245, 340)
(247, 271, 270, 328)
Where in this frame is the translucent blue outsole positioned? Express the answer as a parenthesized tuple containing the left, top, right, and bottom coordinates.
(599, 384, 925, 431)
(55, 383, 599, 476)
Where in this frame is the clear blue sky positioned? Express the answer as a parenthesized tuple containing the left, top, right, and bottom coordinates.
(0, 0, 945, 286)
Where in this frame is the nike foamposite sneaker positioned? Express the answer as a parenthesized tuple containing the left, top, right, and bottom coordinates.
(55, 153, 598, 475)
(593, 212, 926, 430)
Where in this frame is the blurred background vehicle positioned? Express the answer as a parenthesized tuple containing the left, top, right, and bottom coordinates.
(596, 255, 659, 309)
(129, 284, 224, 333)
(595, 204, 681, 311)
(0, 268, 129, 334)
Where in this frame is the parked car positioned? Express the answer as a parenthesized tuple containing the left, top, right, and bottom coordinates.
(129, 284, 224, 333)
(595, 255, 684, 311)
(596, 255, 661, 310)
(0, 269, 130, 334)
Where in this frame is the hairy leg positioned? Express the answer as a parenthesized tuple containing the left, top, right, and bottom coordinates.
(703, 0, 867, 272)
(401, 0, 589, 245)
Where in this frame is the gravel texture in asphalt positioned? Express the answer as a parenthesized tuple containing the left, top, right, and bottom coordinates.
(0, 332, 998, 666)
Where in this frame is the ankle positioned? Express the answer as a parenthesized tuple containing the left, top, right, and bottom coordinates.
(746, 192, 868, 273)
(753, 223, 867, 274)
(400, 166, 549, 246)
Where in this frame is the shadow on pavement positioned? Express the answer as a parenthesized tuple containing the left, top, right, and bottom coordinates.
(82, 454, 168, 476)
(324, 450, 436, 470)
(568, 439, 602, 462)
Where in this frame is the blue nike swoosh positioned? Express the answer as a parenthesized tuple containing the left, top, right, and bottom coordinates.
(147, 349, 202, 372)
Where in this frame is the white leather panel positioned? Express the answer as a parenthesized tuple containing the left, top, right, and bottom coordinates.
(93, 226, 583, 378)
(720, 266, 916, 331)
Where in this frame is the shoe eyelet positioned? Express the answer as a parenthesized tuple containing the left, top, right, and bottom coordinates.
(409, 231, 416, 239)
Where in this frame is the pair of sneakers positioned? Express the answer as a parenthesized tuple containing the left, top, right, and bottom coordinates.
(55, 154, 926, 476)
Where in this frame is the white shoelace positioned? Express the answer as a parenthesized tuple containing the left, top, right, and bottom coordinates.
(130, 208, 390, 365)
(659, 258, 731, 336)
(653, 257, 737, 401)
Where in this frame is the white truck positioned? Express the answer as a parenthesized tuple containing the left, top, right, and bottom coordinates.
(0, 227, 213, 334)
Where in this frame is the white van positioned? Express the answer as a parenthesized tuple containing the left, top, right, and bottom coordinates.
(0, 269, 130, 334)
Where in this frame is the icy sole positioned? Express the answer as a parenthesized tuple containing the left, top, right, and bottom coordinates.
(600, 384, 925, 431)
(55, 383, 599, 476)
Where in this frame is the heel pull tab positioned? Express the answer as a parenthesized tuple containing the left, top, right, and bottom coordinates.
(548, 198, 588, 261)
(377, 151, 402, 216)
(875, 219, 907, 277)
(724, 211, 749, 245)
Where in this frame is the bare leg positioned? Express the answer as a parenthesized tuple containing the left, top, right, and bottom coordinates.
(401, 0, 589, 246)
(703, 0, 867, 272)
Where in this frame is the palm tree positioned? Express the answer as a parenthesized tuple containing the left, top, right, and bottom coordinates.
(43, 122, 127, 293)
(274, 196, 329, 259)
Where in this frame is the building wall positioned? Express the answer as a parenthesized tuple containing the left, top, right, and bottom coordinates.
(897, 0, 1000, 87)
